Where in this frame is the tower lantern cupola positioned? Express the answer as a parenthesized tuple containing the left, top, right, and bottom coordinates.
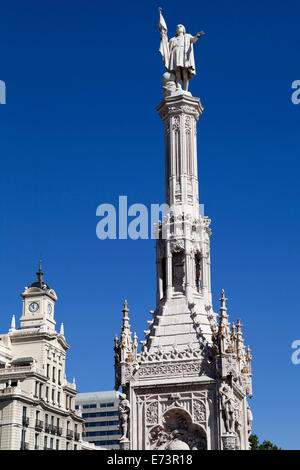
(19, 262, 57, 331)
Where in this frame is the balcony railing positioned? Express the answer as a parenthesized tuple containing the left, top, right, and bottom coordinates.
(66, 429, 73, 439)
(50, 425, 57, 435)
(57, 427, 62, 436)
(0, 365, 45, 376)
(20, 442, 29, 450)
(35, 419, 43, 431)
(44, 423, 50, 433)
(22, 416, 29, 427)
(74, 432, 80, 441)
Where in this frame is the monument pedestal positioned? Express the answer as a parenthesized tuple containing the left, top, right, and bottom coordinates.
(113, 82, 253, 451)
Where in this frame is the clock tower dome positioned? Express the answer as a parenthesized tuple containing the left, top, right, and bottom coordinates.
(20, 262, 57, 331)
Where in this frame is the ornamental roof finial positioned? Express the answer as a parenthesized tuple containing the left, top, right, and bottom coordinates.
(219, 289, 228, 313)
(37, 258, 43, 283)
(9, 314, 16, 332)
(121, 299, 131, 332)
(237, 318, 243, 333)
(246, 345, 252, 362)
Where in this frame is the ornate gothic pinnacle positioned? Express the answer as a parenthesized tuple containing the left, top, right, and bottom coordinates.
(121, 299, 131, 332)
(133, 332, 138, 350)
(237, 318, 243, 333)
(246, 346, 252, 362)
(219, 289, 228, 314)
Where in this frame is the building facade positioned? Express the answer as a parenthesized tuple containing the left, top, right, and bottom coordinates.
(113, 61, 253, 449)
(75, 391, 120, 449)
(0, 265, 84, 450)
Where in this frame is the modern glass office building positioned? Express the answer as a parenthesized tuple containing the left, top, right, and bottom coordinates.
(75, 391, 120, 449)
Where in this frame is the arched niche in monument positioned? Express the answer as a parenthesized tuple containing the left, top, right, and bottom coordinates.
(148, 407, 207, 450)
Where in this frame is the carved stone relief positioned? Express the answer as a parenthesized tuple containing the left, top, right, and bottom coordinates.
(146, 401, 159, 425)
(148, 408, 207, 450)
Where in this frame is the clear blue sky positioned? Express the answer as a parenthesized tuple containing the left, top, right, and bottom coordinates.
(0, 0, 299, 449)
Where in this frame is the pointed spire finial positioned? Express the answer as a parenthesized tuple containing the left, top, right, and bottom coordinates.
(122, 299, 129, 315)
(219, 289, 228, 313)
(37, 258, 43, 283)
(237, 318, 243, 332)
(121, 299, 130, 332)
(10, 314, 16, 332)
(60, 322, 64, 335)
(246, 345, 252, 361)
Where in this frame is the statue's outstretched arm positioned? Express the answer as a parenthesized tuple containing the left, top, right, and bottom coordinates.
(191, 31, 205, 44)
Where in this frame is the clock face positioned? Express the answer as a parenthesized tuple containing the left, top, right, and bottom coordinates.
(29, 302, 39, 313)
(47, 303, 52, 315)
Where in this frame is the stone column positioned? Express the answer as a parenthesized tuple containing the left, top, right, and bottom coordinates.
(156, 93, 203, 219)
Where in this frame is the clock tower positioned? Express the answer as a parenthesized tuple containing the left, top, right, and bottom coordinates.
(20, 262, 57, 331)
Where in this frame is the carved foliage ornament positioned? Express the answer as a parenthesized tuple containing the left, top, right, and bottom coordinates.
(170, 240, 185, 253)
(146, 401, 159, 425)
(172, 116, 180, 132)
(193, 400, 206, 423)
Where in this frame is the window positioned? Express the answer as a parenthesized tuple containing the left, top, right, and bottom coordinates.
(85, 420, 119, 428)
(52, 389, 55, 403)
(57, 391, 60, 405)
(82, 411, 119, 418)
(35, 433, 39, 449)
(91, 440, 119, 446)
(44, 436, 47, 450)
(74, 444, 77, 450)
(82, 404, 97, 409)
(21, 429, 26, 449)
(50, 438, 53, 450)
(75, 405, 79, 410)
(22, 407, 28, 427)
(99, 402, 114, 408)
(86, 430, 120, 437)
(66, 442, 70, 450)
(58, 370, 61, 385)
(46, 387, 49, 401)
(34, 381, 38, 397)
(52, 367, 56, 383)
(46, 364, 50, 378)
(39, 383, 43, 398)
(56, 440, 59, 450)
